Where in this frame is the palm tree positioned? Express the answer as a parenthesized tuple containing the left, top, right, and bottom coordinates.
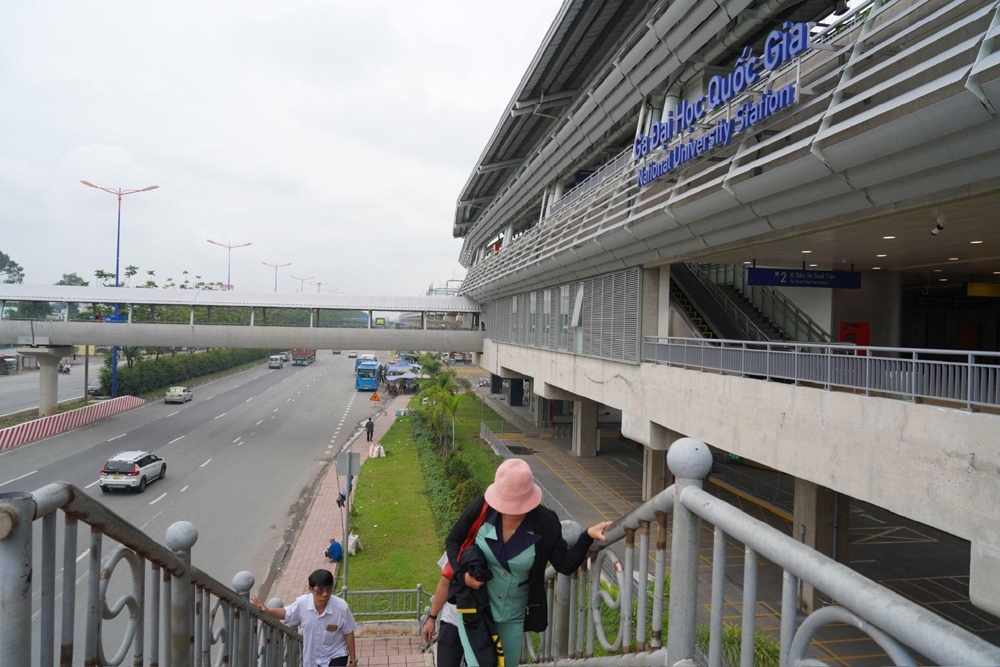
(417, 387, 465, 449)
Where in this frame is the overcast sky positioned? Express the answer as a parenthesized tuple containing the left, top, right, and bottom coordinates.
(0, 1, 560, 295)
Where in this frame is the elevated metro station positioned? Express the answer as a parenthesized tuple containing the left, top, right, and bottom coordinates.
(453, 0, 1000, 630)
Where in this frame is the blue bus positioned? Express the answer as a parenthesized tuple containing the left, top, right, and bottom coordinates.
(355, 361, 379, 391)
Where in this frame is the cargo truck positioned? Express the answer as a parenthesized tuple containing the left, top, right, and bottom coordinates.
(292, 349, 316, 366)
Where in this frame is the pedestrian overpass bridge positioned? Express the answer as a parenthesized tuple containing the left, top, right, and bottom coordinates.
(0, 285, 483, 353)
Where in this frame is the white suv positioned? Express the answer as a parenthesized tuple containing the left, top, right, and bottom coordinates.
(99, 451, 166, 494)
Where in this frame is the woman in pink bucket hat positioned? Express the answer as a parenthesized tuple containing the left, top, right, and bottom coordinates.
(445, 458, 611, 666)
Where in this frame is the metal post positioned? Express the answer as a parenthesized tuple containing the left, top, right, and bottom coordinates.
(84, 345, 90, 406)
(635, 520, 650, 652)
(61, 515, 79, 667)
(709, 528, 725, 667)
(0, 495, 34, 667)
(552, 521, 583, 659)
(967, 353, 975, 410)
(232, 571, 254, 667)
(651, 511, 667, 649)
(666, 439, 714, 662)
(740, 547, 758, 667)
(343, 474, 353, 591)
(112, 193, 122, 399)
(166, 522, 199, 667)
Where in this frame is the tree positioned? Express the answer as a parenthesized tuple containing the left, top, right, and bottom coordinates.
(55, 272, 89, 286)
(56, 273, 90, 318)
(0, 251, 25, 283)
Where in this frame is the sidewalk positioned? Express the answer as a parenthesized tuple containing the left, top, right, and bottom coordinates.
(268, 392, 428, 666)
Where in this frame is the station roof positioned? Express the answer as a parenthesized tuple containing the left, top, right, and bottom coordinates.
(453, 0, 653, 238)
(0, 285, 480, 312)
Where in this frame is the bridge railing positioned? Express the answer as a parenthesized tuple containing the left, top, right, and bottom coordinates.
(644, 336, 1000, 410)
(524, 438, 1000, 666)
(0, 482, 301, 667)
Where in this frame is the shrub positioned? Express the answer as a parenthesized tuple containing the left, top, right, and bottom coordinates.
(100, 348, 271, 396)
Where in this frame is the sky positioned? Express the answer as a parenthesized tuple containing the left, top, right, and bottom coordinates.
(0, 1, 561, 295)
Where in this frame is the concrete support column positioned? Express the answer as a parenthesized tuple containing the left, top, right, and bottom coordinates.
(793, 478, 850, 612)
(644, 422, 681, 500)
(571, 399, 598, 458)
(20, 346, 75, 417)
(548, 181, 565, 217)
(657, 266, 672, 337)
(532, 396, 546, 427)
(642, 268, 660, 348)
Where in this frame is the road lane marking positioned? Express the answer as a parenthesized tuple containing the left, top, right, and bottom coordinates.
(273, 409, 279, 413)
(237, 441, 243, 446)
(85, 480, 99, 489)
(149, 493, 167, 505)
(206, 396, 213, 400)
(180, 485, 189, 492)
(214, 413, 226, 419)
(200, 459, 212, 467)
(0, 471, 37, 488)
(256, 420, 263, 425)
(169, 436, 185, 444)
(233, 438, 242, 443)
(108, 433, 127, 441)
(245, 397, 253, 403)
(298, 391, 301, 394)
(76, 549, 90, 562)
(140, 509, 165, 530)
(287, 398, 291, 402)
(167, 411, 179, 417)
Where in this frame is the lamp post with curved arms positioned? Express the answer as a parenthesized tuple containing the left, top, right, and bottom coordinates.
(80, 180, 159, 399)
(310, 281, 328, 293)
(290, 275, 314, 293)
(207, 240, 252, 291)
(261, 261, 292, 292)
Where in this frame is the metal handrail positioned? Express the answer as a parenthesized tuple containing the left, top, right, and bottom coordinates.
(526, 438, 1000, 666)
(548, 146, 634, 217)
(682, 264, 775, 342)
(699, 263, 832, 343)
(0, 482, 301, 667)
(644, 336, 1000, 410)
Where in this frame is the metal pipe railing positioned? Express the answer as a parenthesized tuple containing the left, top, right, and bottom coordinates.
(527, 438, 1000, 667)
(644, 336, 1000, 410)
(0, 482, 301, 667)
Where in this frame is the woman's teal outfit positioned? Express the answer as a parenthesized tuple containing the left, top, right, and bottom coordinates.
(457, 513, 537, 666)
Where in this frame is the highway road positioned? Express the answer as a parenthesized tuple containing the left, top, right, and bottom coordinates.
(0, 350, 385, 662)
(0, 363, 96, 416)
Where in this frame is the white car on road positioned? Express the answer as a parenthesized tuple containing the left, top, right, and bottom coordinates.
(99, 451, 166, 493)
(165, 386, 193, 403)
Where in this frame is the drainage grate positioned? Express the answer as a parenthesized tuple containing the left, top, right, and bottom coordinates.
(505, 445, 534, 455)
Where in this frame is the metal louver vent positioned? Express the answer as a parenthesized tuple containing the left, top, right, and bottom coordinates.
(481, 267, 640, 364)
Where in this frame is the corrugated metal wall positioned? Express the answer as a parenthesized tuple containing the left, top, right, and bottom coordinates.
(482, 267, 640, 364)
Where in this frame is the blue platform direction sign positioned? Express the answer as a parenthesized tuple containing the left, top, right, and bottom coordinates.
(747, 268, 861, 289)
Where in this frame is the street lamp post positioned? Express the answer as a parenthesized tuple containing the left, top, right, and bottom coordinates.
(261, 261, 292, 292)
(207, 240, 252, 291)
(310, 281, 328, 293)
(80, 180, 159, 399)
(290, 275, 314, 293)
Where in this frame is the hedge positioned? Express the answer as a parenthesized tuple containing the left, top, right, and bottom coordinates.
(100, 349, 272, 396)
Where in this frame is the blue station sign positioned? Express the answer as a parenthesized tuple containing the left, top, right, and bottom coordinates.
(747, 268, 862, 289)
(634, 22, 811, 187)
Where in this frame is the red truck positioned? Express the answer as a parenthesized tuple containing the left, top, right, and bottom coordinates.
(292, 349, 316, 366)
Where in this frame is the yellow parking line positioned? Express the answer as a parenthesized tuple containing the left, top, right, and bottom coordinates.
(708, 477, 793, 522)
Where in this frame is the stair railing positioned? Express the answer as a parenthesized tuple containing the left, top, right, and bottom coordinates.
(0, 483, 302, 667)
(524, 438, 1000, 666)
(678, 265, 774, 342)
(668, 290, 715, 338)
(700, 264, 833, 343)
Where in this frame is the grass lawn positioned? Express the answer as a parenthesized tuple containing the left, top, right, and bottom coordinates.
(452, 394, 505, 489)
(344, 415, 442, 592)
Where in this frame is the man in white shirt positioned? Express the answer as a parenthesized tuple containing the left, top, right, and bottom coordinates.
(253, 569, 358, 666)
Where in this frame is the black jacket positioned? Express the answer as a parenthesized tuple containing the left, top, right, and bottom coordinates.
(446, 496, 594, 632)
(449, 546, 502, 667)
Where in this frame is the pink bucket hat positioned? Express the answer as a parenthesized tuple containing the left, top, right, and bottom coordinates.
(485, 459, 543, 515)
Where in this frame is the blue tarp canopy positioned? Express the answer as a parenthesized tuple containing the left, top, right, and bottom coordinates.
(387, 372, 418, 381)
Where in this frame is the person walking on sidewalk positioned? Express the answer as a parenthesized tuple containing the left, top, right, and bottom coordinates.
(253, 569, 359, 666)
(447, 458, 611, 666)
(365, 417, 375, 442)
(423, 553, 463, 667)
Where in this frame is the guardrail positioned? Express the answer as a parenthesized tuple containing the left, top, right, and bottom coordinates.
(524, 438, 1000, 666)
(340, 586, 428, 621)
(0, 482, 301, 667)
(548, 146, 634, 217)
(644, 336, 1000, 410)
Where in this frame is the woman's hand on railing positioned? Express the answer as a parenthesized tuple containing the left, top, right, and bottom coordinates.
(587, 521, 613, 541)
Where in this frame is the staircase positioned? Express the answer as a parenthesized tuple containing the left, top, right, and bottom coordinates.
(669, 282, 716, 338)
(713, 283, 787, 341)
